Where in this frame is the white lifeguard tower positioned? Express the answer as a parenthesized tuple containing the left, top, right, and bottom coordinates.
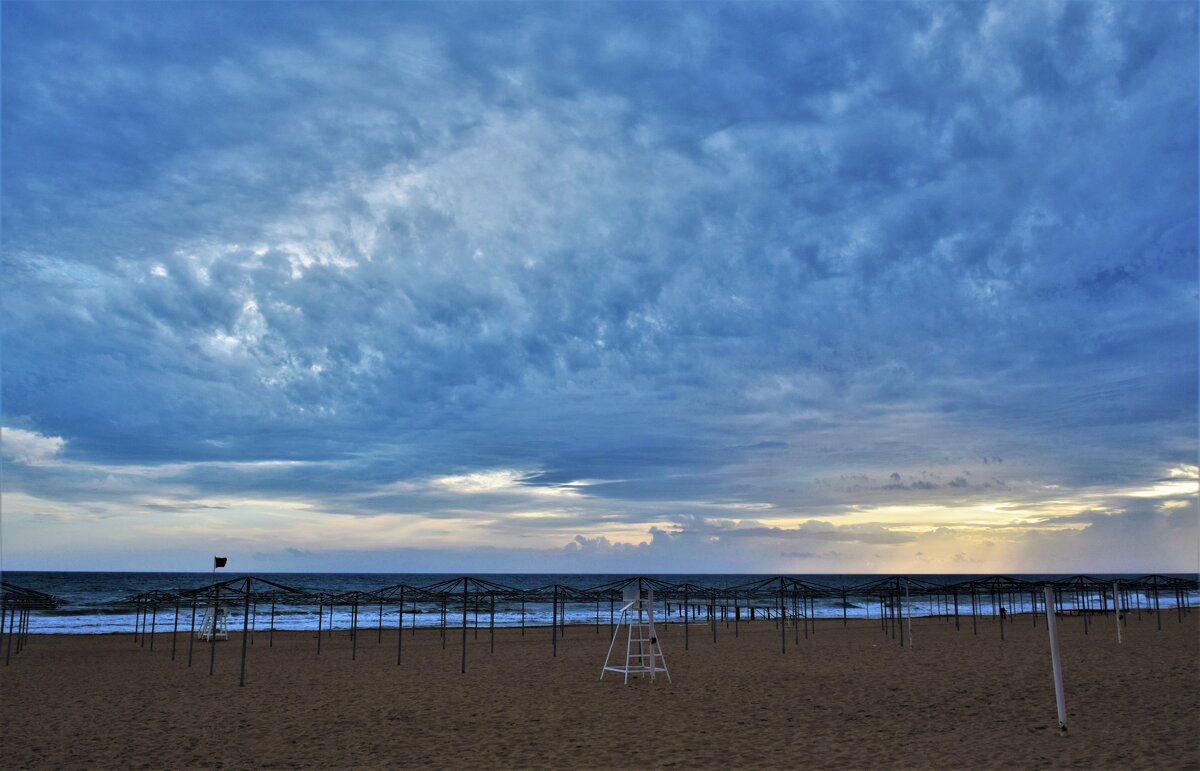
(601, 584, 670, 684)
(196, 603, 229, 641)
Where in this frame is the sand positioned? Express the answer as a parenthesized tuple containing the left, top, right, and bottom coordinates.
(1, 610, 1197, 770)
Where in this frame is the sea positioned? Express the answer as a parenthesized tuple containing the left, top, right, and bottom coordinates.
(3, 571, 1195, 634)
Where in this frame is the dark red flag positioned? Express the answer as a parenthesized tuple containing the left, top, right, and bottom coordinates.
(214, 556, 228, 568)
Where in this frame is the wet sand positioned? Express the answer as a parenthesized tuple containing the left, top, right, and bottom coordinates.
(1, 610, 1197, 769)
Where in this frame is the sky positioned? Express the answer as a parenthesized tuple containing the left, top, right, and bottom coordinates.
(1, 2, 1197, 575)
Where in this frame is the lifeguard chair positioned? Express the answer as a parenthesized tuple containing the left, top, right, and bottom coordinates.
(601, 584, 670, 684)
(196, 603, 229, 641)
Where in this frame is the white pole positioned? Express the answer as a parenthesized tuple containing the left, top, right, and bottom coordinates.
(1044, 586, 1067, 734)
(647, 589, 656, 682)
(905, 581, 914, 649)
(1113, 582, 1122, 644)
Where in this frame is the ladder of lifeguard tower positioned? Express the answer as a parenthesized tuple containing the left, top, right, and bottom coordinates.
(601, 585, 670, 684)
(196, 604, 229, 641)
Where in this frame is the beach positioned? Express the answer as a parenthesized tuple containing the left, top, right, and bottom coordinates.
(2, 612, 1196, 770)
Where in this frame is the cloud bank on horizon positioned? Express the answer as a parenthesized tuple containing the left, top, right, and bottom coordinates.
(2, 2, 1196, 573)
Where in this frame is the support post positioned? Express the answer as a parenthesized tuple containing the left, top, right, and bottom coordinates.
(905, 581, 913, 649)
(397, 587, 405, 665)
(5, 605, 14, 665)
(187, 598, 197, 667)
(1154, 578, 1162, 631)
(208, 585, 220, 676)
(779, 579, 786, 655)
(239, 584, 251, 687)
(683, 589, 689, 650)
(461, 583, 468, 674)
(351, 598, 359, 660)
(171, 601, 180, 661)
(1113, 582, 1122, 644)
(1044, 586, 1067, 734)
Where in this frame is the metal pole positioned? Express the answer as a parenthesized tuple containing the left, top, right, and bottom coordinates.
(712, 593, 717, 644)
(461, 583, 468, 674)
(397, 587, 405, 665)
(1154, 577, 1162, 631)
(683, 588, 689, 650)
(239, 584, 251, 687)
(1113, 582, 1122, 644)
(905, 581, 913, 649)
(187, 598, 197, 667)
(779, 579, 786, 655)
(171, 601, 180, 661)
(5, 604, 15, 665)
(351, 598, 359, 661)
(208, 585, 220, 676)
(1044, 586, 1067, 734)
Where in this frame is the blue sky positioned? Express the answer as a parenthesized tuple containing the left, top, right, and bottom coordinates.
(2, 2, 1196, 573)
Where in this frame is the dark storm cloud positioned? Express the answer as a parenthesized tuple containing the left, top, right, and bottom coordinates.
(1, 2, 1196, 567)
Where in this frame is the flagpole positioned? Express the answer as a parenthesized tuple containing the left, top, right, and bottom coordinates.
(211, 556, 227, 641)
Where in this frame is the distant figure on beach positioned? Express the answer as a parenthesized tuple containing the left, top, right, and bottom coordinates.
(999, 607, 1007, 621)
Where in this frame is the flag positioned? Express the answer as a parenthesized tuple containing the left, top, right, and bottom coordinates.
(214, 556, 228, 569)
